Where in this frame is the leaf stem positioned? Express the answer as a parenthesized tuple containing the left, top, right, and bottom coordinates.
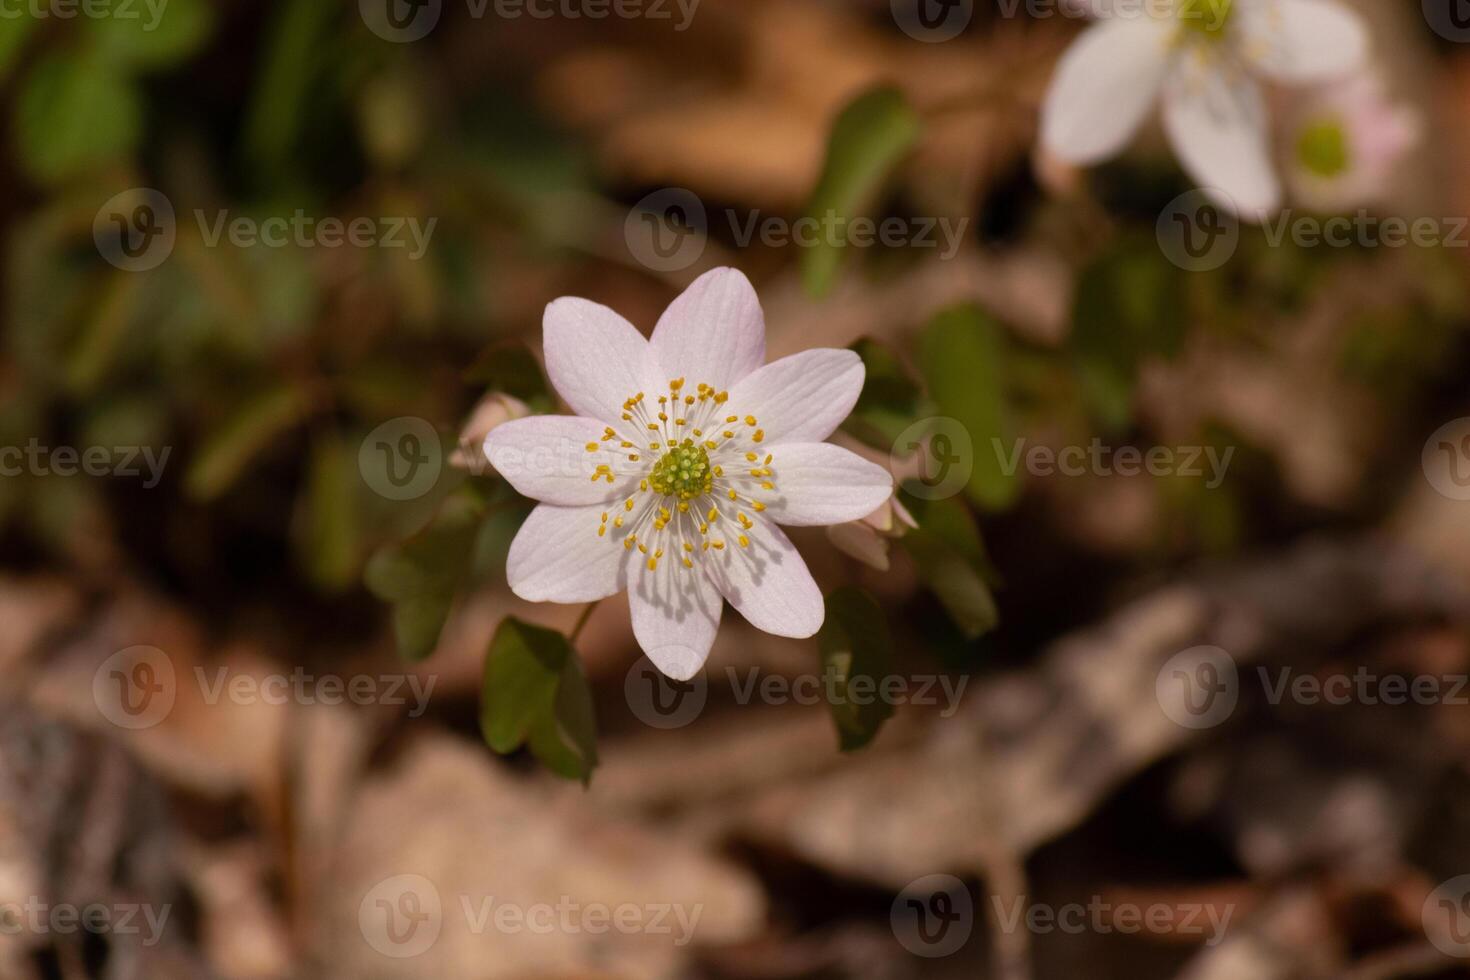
(569, 601, 599, 643)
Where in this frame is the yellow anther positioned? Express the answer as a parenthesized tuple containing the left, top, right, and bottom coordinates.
(753, 429, 764, 443)
(670, 378, 684, 390)
(761, 481, 774, 490)
(713, 466, 723, 476)
(614, 516, 624, 528)
(640, 479, 649, 491)
(598, 526, 606, 537)
(682, 557, 693, 568)
(738, 535, 749, 548)
(625, 499, 634, 511)
(707, 508, 718, 521)
(657, 412, 668, 422)
(675, 419, 686, 426)
(728, 489, 737, 500)
(752, 501, 766, 512)
(723, 430, 734, 438)
(712, 540, 725, 550)
(699, 523, 708, 534)
(628, 454, 640, 462)
(764, 454, 772, 464)
(683, 542, 694, 552)
(746, 452, 758, 462)
(726, 415, 738, 423)
(715, 392, 728, 403)
(693, 429, 703, 437)
(678, 502, 689, 513)
(647, 423, 659, 431)
(624, 538, 635, 550)
(585, 442, 599, 452)
(744, 415, 756, 426)
(703, 441, 717, 450)
(648, 558, 658, 570)
(638, 543, 648, 554)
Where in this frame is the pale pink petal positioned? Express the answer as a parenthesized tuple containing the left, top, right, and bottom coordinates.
(1162, 70, 1281, 217)
(727, 349, 864, 444)
(762, 442, 893, 527)
(1241, 0, 1367, 83)
(628, 561, 722, 680)
(650, 267, 766, 390)
(506, 503, 628, 603)
(705, 521, 824, 638)
(484, 415, 628, 506)
(543, 297, 656, 423)
(1040, 16, 1173, 164)
(826, 521, 891, 571)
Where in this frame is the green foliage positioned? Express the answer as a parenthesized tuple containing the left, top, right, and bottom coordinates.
(818, 587, 896, 751)
(899, 486, 999, 641)
(1070, 240, 1188, 432)
(480, 617, 598, 783)
(800, 86, 921, 298)
(185, 384, 307, 501)
(364, 497, 482, 662)
(917, 303, 1019, 511)
(842, 337, 925, 450)
(88, 0, 214, 69)
(17, 49, 141, 183)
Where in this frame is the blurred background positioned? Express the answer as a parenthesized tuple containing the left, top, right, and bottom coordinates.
(6, 0, 1470, 976)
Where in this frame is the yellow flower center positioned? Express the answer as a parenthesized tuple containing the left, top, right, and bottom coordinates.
(584, 378, 777, 572)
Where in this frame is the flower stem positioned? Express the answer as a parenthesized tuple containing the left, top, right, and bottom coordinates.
(569, 602, 599, 644)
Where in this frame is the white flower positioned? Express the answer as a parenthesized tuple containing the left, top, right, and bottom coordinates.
(1284, 73, 1420, 213)
(1041, 0, 1369, 217)
(484, 268, 894, 680)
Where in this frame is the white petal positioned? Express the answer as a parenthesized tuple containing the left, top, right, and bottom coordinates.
(650, 267, 766, 390)
(506, 503, 628, 603)
(1162, 71, 1281, 217)
(1240, 0, 1367, 83)
(483, 415, 626, 506)
(705, 521, 824, 639)
(727, 348, 864, 444)
(628, 560, 722, 680)
(762, 442, 894, 527)
(826, 521, 891, 571)
(543, 297, 656, 424)
(1040, 17, 1173, 164)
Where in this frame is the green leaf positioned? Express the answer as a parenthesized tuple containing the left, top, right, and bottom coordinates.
(1071, 241, 1188, 432)
(243, 0, 336, 176)
(88, 0, 214, 69)
(525, 654, 598, 783)
(917, 303, 1018, 511)
(480, 617, 598, 783)
(899, 486, 999, 641)
(16, 49, 142, 183)
(296, 433, 361, 592)
(185, 384, 307, 500)
(818, 587, 896, 751)
(365, 500, 479, 661)
(0, 15, 38, 81)
(800, 86, 921, 298)
(841, 337, 923, 450)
